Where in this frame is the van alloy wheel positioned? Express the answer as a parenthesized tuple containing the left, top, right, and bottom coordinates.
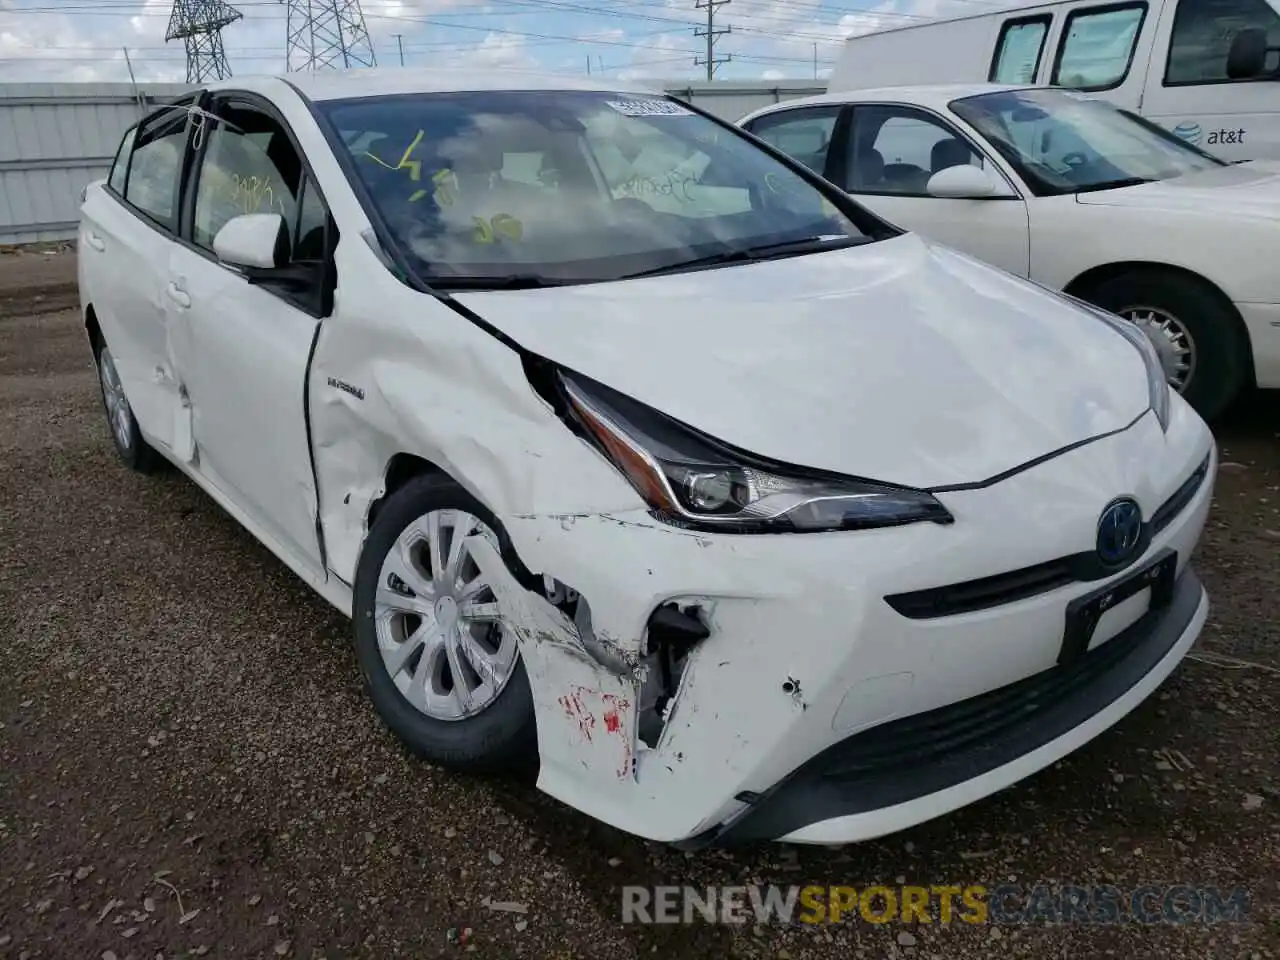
(1118, 305, 1196, 393)
(373, 509, 519, 721)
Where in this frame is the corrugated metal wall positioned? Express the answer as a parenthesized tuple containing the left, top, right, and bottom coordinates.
(0, 78, 825, 245)
(0, 83, 195, 244)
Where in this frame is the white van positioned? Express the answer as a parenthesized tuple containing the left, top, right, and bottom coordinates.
(829, 0, 1280, 161)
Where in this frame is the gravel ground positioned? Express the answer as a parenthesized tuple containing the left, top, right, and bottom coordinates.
(0, 258, 1277, 960)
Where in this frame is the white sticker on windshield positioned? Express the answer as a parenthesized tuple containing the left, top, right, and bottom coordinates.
(605, 98, 693, 117)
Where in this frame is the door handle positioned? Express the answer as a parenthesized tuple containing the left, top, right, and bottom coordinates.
(85, 232, 105, 252)
(166, 282, 191, 309)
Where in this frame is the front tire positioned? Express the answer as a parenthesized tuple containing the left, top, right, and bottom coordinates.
(1084, 270, 1251, 421)
(352, 474, 537, 773)
(95, 340, 160, 473)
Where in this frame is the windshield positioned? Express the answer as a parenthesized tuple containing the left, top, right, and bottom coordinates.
(318, 90, 880, 286)
(949, 88, 1225, 197)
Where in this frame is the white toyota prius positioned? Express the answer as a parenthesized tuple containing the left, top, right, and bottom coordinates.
(79, 68, 1215, 847)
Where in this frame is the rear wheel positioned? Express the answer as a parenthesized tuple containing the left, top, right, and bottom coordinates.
(96, 341, 161, 473)
(1083, 270, 1251, 421)
(352, 474, 537, 772)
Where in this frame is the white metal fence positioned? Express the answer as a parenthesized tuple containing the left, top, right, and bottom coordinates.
(0, 79, 826, 245)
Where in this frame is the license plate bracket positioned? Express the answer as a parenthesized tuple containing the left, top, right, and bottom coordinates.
(1058, 548, 1178, 665)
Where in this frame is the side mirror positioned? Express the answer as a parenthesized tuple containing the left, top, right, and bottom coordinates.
(213, 213, 288, 269)
(926, 164, 1013, 199)
(1227, 27, 1270, 80)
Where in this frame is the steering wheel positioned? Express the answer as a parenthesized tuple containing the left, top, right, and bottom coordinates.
(1061, 151, 1089, 169)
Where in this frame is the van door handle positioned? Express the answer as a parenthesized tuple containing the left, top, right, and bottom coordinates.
(166, 282, 191, 309)
(85, 232, 105, 252)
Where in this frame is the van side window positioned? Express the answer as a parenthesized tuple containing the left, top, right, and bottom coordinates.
(1052, 3, 1148, 90)
(1165, 0, 1280, 84)
(990, 16, 1053, 83)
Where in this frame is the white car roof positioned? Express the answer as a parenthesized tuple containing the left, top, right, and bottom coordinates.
(205, 67, 659, 103)
(738, 82, 1030, 123)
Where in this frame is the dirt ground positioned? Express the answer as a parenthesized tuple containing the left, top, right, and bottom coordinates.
(0, 251, 1276, 960)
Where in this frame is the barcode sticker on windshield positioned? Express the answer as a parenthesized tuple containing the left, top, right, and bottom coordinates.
(605, 98, 693, 117)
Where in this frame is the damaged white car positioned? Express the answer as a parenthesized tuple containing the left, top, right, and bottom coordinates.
(79, 69, 1215, 847)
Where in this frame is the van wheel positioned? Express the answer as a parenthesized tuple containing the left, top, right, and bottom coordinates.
(352, 474, 537, 773)
(1084, 270, 1250, 421)
(96, 342, 161, 473)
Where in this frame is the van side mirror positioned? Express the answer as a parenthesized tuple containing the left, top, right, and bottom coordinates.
(1227, 27, 1272, 80)
(926, 164, 1014, 199)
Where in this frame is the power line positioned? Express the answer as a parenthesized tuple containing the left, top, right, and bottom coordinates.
(693, 0, 730, 80)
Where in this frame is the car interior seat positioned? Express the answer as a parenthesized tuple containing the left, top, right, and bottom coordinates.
(931, 138, 975, 175)
(850, 144, 885, 190)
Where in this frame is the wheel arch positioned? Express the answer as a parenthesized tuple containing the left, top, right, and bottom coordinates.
(84, 304, 103, 356)
(1064, 260, 1256, 386)
(367, 452, 446, 529)
(361, 452, 540, 591)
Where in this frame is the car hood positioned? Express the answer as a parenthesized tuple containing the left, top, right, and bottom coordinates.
(1074, 160, 1280, 218)
(453, 234, 1150, 489)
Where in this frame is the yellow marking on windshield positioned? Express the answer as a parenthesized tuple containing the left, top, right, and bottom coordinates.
(363, 129, 426, 181)
(432, 168, 459, 207)
(491, 213, 523, 241)
(471, 214, 524, 244)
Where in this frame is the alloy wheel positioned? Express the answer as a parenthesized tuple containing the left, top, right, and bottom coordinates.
(98, 348, 134, 451)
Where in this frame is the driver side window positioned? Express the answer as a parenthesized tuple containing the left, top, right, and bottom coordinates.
(191, 100, 333, 315)
(843, 106, 983, 196)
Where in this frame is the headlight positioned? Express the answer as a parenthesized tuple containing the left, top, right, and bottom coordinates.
(559, 373, 953, 533)
(1062, 293, 1172, 432)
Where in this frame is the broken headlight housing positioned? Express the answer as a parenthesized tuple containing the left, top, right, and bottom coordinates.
(559, 373, 953, 534)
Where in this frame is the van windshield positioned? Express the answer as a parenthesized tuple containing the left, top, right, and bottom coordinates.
(950, 88, 1225, 197)
(319, 90, 884, 288)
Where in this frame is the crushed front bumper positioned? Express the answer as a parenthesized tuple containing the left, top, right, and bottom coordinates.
(478, 402, 1214, 846)
(680, 561, 1206, 847)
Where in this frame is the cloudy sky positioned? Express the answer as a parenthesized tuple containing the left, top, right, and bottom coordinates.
(0, 0, 1013, 84)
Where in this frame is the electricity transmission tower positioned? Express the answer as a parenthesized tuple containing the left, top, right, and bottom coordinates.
(165, 0, 243, 84)
(278, 0, 377, 71)
(694, 0, 731, 81)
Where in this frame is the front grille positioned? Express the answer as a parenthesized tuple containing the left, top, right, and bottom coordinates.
(885, 453, 1211, 620)
(1150, 453, 1211, 536)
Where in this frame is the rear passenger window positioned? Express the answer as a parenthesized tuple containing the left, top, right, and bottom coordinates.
(990, 16, 1053, 83)
(1052, 3, 1148, 90)
(124, 106, 192, 228)
(108, 126, 136, 195)
(746, 108, 841, 175)
(1165, 0, 1280, 84)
